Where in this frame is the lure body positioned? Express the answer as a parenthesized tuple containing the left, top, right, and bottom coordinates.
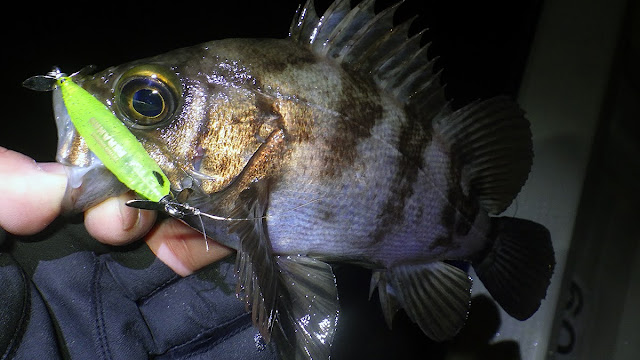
(56, 76, 171, 202)
(25, 69, 213, 219)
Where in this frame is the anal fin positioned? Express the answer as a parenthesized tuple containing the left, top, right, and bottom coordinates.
(369, 270, 400, 329)
(372, 262, 473, 342)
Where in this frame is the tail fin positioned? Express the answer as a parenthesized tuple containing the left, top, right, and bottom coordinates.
(473, 217, 555, 320)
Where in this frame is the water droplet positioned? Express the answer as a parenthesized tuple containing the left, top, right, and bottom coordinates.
(254, 332, 266, 351)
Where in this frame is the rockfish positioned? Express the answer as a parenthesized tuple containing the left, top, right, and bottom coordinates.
(25, 0, 555, 358)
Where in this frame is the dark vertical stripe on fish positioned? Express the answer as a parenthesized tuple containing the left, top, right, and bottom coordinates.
(430, 155, 479, 251)
(321, 71, 382, 178)
(371, 120, 431, 245)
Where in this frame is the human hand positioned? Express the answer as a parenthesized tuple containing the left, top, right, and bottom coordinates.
(0, 146, 232, 275)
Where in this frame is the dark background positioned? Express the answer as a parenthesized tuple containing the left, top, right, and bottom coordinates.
(3, 0, 541, 161)
(2, 1, 543, 358)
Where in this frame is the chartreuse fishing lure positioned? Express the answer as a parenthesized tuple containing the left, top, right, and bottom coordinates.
(24, 68, 172, 204)
(23, 68, 248, 228)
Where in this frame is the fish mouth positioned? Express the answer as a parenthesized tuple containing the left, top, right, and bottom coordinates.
(52, 83, 92, 168)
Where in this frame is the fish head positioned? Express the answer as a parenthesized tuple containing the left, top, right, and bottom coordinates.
(56, 41, 286, 212)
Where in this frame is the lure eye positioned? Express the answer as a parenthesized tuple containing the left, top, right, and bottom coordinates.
(115, 66, 181, 128)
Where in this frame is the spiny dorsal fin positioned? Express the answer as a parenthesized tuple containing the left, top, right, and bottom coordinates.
(289, 0, 447, 119)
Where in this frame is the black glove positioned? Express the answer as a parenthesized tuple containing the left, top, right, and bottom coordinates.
(1, 221, 277, 359)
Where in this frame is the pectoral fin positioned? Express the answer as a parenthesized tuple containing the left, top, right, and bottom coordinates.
(371, 262, 472, 341)
(229, 184, 339, 359)
(273, 255, 339, 360)
(229, 186, 279, 341)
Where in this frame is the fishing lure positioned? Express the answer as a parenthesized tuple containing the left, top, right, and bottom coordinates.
(24, 68, 173, 204)
(23, 68, 262, 228)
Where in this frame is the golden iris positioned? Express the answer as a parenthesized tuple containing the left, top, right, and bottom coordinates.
(116, 65, 181, 128)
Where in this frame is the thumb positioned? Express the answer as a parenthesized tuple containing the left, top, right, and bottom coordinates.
(0, 147, 67, 235)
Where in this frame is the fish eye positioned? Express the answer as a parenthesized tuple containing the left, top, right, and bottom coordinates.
(115, 66, 181, 128)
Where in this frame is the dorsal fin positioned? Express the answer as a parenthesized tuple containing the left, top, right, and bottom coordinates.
(289, 0, 447, 120)
(433, 96, 533, 214)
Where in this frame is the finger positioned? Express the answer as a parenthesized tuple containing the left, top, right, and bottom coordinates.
(145, 218, 234, 276)
(0, 147, 67, 235)
(84, 192, 158, 246)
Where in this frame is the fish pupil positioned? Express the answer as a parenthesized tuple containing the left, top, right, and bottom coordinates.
(132, 88, 164, 118)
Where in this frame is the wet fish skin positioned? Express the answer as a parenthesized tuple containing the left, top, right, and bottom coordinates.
(47, 0, 555, 358)
(77, 38, 482, 266)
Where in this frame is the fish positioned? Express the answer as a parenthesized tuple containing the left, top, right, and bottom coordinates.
(25, 0, 555, 358)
